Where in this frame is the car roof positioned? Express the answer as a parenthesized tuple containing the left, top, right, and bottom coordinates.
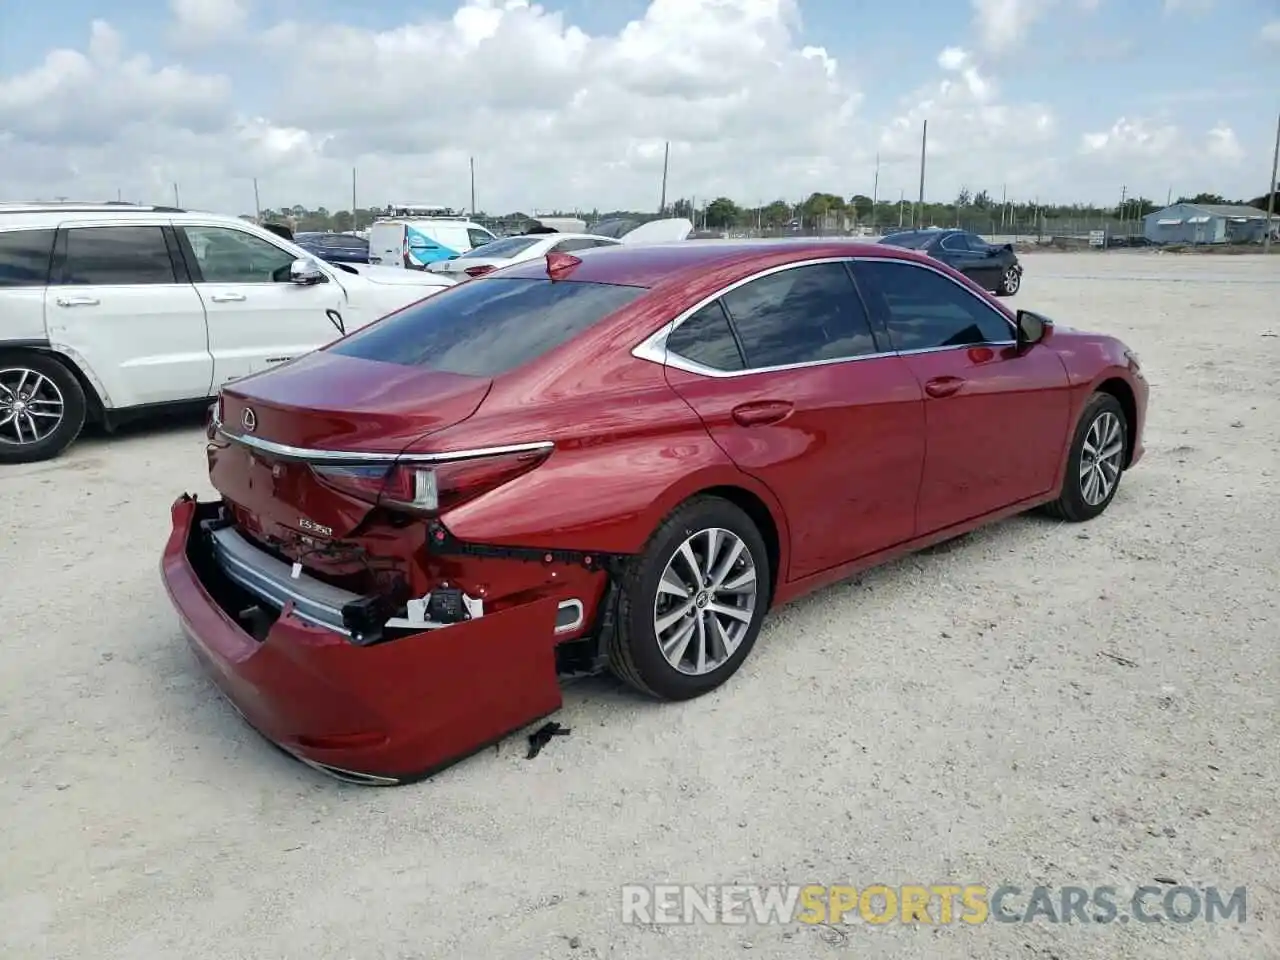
(493, 238, 919, 288)
(0, 202, 272, 232)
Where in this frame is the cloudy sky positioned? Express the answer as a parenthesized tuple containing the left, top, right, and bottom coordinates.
(1, 0, 1278, 216)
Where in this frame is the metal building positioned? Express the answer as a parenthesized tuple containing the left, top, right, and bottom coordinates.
(1142, 202, 1270, 245)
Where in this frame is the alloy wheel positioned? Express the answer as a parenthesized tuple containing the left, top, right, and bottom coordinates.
(652, 527, 759, 676)
(0, 367, 66, 446)
(1078, 411, 1124, 506)
(1003, 267, 1020, 294)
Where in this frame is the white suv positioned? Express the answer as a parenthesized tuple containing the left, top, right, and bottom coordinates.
(0, 202, 457, 464)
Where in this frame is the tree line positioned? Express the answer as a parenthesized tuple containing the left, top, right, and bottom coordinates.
(245, 188, 1278, 234)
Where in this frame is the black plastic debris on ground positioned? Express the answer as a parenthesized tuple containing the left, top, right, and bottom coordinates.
(527, 721, 571, 759)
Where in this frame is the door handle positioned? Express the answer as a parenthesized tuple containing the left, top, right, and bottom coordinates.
(731, 400, 793, 426)
(924, 376, 965, 398)
(210, 293, 247, 302)
(55, 296, 99, 307)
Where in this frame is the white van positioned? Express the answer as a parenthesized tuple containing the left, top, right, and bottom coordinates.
(368, 216, 499, 269)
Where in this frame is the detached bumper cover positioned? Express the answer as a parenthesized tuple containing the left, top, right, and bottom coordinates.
(160, 495, 564, 782)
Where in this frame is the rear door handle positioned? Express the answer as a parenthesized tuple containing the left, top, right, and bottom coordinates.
(55, 296, 99, 307)
(924, 376, 965, 398)
(731, 400, 793, 426)
(210, 292, 246, 303)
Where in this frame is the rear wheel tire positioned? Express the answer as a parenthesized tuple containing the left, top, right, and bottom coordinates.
(606, 496, 771, 701)
(996, 265, 1021, 296)
(0, 352, 87, 464)
(1042, 392, 1128, 522)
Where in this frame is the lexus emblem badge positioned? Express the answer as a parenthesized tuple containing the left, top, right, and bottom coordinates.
(241, 407, 257, 433)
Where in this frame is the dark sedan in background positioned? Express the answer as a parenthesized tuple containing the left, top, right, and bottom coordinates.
(879, 228, 1023, 296)
(294, 231, 371, 264)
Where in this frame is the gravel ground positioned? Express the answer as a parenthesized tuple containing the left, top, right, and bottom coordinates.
(2, 251, 1277, 959)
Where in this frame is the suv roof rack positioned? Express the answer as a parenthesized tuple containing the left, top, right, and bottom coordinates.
(0, 200, 188, 214)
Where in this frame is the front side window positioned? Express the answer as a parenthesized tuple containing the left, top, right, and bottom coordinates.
(0, 229, 55, 287)
(61, 227, 177, 285)
(852, 259, 1013, 351)
(329, 277, 647, 377)
(182, 226, 299, 283)
(720, 261, 880, 369)
(468, 228, 496, 248)
(665, 301, 744, 371)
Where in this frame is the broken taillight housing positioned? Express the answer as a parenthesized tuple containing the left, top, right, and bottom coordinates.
(310, 448, 551, 515)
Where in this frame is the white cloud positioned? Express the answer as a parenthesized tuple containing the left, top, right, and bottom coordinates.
(970, 0, 1055, 54)
(1079, 117, 1250, 198)
(0, 0, 1265, 213)
(1206, 124, 1244, 164)
(1262, 20, 1280, 45)
(168, 0, 250, 45)
(1163, 0, 1215, 12)
(878, 46, 1055, 198)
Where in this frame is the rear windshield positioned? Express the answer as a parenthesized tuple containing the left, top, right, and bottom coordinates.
(329, 277, 647, 377)
(879, 232, 932, 249)
(455, 236, 540, 260)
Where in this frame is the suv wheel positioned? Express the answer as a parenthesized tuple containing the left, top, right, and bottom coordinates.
(0, 352, 88, 464)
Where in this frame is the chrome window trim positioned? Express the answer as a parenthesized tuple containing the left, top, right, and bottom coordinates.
(212, 423, 554, 465)
(630, 254, 1018, 380)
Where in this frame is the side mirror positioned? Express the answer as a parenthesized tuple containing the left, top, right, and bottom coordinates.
(1015, 309, 1051, 350)
(289, 258, 325, 285)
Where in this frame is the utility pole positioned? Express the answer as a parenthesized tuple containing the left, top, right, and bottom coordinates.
(1166, 186, 1172, 207)
(117, 188, 122, 202)
(658, 141, 670, 215)
(916, 119, 927, 227)
(172, 182, 180, 207)
(253, 177, 261, 222)
(1265, 111, 1280, 254)
(871, 152, 880, 233)
(469, 156, 476, 217)
(1000, 183, 1007, 230)
(351, 167, 358, 231)
(898, 189, 905, 228)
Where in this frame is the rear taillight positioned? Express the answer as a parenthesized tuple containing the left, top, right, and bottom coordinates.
(464, 265, 495, 278)
(310, 448, 551, 515)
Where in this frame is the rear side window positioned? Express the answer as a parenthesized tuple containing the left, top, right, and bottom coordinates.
(721, 262, 880, 369)
(61, 226, 177, 285)
(665, 302, 744, 371)
(0, 229, 55, 287)
(330, 277, 647, 377)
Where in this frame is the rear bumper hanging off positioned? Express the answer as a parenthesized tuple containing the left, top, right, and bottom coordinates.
(159, 494, 565, 784)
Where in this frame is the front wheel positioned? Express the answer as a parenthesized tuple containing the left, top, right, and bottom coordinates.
(996, 265, 1021, 296)
(1042, 392, 1128, 522)
(607, 496, 771, 700)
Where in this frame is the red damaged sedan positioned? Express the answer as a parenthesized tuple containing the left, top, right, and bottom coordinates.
(161, 239, 1147, 784)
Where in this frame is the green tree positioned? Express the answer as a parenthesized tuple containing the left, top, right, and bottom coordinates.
(705, 197, 740, 228)
(847, 194, 873, 219)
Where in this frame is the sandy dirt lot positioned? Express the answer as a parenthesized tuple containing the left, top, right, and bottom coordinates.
(2, 252, 1277, 959)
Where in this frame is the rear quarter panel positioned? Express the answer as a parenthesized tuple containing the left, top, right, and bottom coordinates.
(429, 355, 793, 572)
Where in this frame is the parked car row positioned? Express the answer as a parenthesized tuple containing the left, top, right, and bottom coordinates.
(425, 218, 694, 278)
(160, 234, 1147, 785)
(0, 202, 455, 463)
